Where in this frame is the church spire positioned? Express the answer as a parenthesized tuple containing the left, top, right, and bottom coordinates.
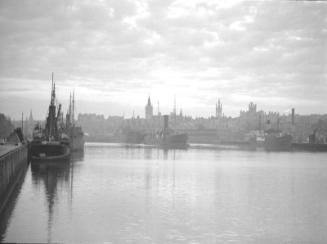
(216, 98, 222, 118)
(145, 96, 153, 119)
(29, 109, 33, 122)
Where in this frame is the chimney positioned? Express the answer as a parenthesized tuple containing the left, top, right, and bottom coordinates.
(163, 115, 169, 130)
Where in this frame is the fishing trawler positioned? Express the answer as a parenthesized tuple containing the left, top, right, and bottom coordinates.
(29, 73, 70, 162)
(65, 93, 85, 151)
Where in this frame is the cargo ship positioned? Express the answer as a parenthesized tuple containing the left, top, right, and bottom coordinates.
(29, 73, 70, 162)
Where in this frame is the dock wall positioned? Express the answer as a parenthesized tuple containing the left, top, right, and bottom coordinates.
(0, 145, 28, 214)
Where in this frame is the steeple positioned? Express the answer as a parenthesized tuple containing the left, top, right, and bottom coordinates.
(50, 72, 55, 106)
(157, 100, 161, 116)
(29, 109, 33, 122)
(145, 96, 153, 119)
(216, 98, 222, 118)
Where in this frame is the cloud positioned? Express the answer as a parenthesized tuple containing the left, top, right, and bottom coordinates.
(0, 0, 326, 119)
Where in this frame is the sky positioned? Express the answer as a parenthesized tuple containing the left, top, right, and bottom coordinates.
(0, 0, 326, 120)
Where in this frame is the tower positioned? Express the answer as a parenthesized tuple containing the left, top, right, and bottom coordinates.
(248, 102, 257, 113)
(29, 110, 33, 123)
(216, 99, 222, 118)
(157, 101, 161, 116)
(145, 96, 153, 119)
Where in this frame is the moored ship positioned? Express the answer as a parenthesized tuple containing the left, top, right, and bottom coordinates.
(29, 73, 71, 162)
(145, 115, 188, 149)
(30, 141, 70, 162)
(292, 129, 327, 152)
(264, 129, 292, 151)
(159, 132, 188, 149)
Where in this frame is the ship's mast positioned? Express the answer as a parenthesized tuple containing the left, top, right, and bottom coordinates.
(47, 72, 57, 140)
(72, 91, 75, 125)
(68, 93, 72, 125)
(173, 95, 176, 116)
(21, 112, 23, 132)
(50, 72, 55, 106)
(174, 95, 176, 129)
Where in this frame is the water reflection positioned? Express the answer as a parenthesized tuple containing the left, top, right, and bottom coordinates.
(2, 145, 327, 243)
(30, 151, 84, 243)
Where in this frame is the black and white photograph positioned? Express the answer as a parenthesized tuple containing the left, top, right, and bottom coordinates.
(0, 0, 326, 243)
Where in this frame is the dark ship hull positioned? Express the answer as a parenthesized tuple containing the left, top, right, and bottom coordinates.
(292, 143, 327, 152)
(29, 142, 70, 162)
(160, 133, 189, 149)
(264, 134, 292, 151)
(124, 131, 145, 144)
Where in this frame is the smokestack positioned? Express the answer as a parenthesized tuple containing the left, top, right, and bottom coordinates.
(163, 115, 169, 130)
(291, 108, 295, 125)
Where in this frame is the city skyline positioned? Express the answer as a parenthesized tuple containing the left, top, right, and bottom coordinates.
(0, 0, 326, 120)
(8, 94, 324, 122)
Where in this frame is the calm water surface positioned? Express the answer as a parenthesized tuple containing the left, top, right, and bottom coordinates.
(1, 143, 327, 243)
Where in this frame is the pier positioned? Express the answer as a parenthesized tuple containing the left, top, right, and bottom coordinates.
(0, 144, 28, 214)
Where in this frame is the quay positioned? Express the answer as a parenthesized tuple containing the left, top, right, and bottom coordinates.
(0, 144, 28, 214)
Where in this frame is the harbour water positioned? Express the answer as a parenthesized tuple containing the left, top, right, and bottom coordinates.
(1, 143, 327, 243)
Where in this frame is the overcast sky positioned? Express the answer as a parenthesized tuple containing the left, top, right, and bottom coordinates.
(0, 0, 326, 120)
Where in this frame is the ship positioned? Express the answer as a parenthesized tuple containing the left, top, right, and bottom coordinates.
(145, 115, 188, 149)
(65, 92, 85, 151)
(264, 129, 292, 151)
(124, 129, 145, 144)
(292, 129, 327, 152)
(29, 141, 70, 162)
(159, 131, 188, 149)
(29, 73, 70, 162)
